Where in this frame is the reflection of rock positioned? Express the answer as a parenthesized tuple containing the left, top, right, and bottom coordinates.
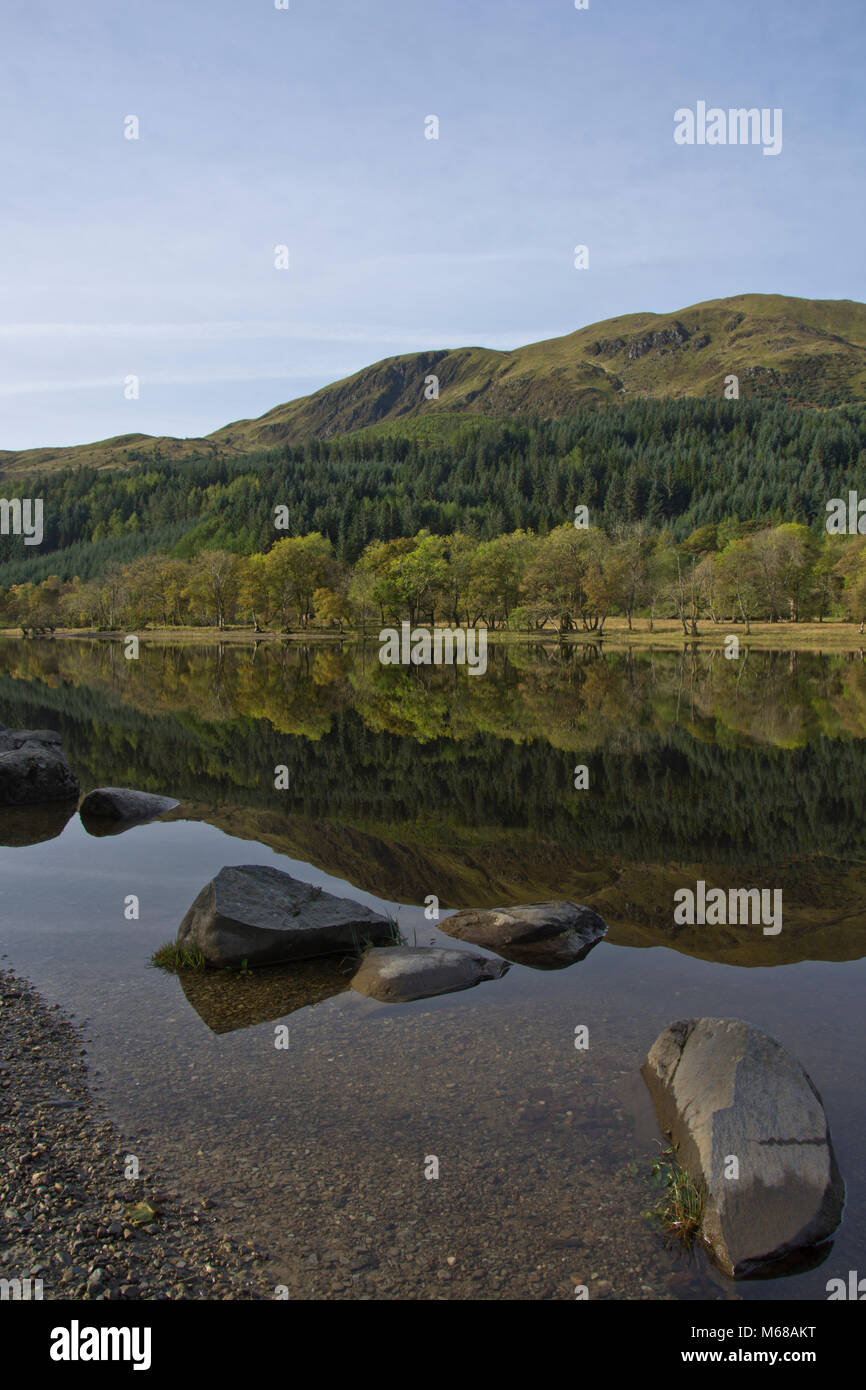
(176, 864, 391, 967)
(133, 802, 866, 967)
(0, 727, 80, 806)
(641, 1018, 845, 1280)
(178, 958, 349, 1034)
(0, 801, 76, 846)
(351, 946, 509, 1003)
(80, 786, 179, 825)
(441, 901, 607, 969)
(80, 817, 155, 839)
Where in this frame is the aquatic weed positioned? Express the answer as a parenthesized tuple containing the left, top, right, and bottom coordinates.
(643, 1143, 706, 1250)
(151, 942, 207, 973)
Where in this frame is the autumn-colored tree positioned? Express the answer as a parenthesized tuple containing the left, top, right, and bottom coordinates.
(466, 532, 535, 628)
(265, 534, 332, 630)
(714, 537, 762, 632)
(184, 550, 240, 629)
(313, 586, 351, 634)
(238, 553, 270, 632)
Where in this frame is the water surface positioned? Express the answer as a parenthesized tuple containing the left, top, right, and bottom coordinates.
(1, 636, 864, 1300)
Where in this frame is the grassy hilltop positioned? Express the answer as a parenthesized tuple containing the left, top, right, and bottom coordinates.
(218, 293, 866, 450)
(2, 293, 865, 479)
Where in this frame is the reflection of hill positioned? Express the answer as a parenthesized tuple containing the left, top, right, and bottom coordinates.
(165, 803, 866, 968)
(594, 857, 866, 967)
(3, 644, 866, 869)
(3, 638, 866, 966)
(165, 800, 598, 906)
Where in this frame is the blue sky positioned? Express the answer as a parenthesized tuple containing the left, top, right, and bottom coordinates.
(1, 0, 863, 449)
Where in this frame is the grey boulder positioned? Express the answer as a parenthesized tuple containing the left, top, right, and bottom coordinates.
(80, 786, 179, 823)
(176, 864, 392, 967)
(442, 900, 607, 969)
(0, 727, 80, 806)
(641, 1017, 845, 1279)
(351, 946, 509, 1003)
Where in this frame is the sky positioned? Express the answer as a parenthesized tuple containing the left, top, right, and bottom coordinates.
(0, 0, 863, 450)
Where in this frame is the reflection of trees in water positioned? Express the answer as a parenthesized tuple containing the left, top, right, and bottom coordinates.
(1, 639, 866, 862)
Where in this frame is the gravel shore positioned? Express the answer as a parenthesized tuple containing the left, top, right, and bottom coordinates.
(0, 968, 272, 1300)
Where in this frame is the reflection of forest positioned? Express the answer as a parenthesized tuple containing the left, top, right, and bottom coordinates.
(2, 637, 866, 966)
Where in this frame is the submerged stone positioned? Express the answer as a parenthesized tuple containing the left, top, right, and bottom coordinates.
(179, 958, 349, 1034)
(351, 946, 509, 1002)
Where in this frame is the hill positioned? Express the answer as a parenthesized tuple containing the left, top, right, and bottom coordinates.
(2, 293, 865, 477)
(213, 293, 866, 451)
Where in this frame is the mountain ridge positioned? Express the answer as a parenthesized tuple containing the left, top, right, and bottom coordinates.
(2, 292, 865, 478)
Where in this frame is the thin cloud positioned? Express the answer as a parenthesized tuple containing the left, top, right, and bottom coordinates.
(0, 366, 335, 399)
(0, 320, 525, 349)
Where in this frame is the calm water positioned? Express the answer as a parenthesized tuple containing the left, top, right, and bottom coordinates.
(1, 636, 865, 1300)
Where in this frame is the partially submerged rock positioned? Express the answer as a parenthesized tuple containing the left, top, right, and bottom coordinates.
(441, 901, 607, 969)
(641, 1017, 845, 1279)
(80, 786, 179, 826)
(351, 946, 509, 1003)
(176, 864, 391, 968)
(0, 727, 80, 806)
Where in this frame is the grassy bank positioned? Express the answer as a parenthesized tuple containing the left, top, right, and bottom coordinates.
(3, 618, 866, 650)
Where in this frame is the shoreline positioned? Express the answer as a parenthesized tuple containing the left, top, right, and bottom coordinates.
(2, 619, 866, 651)
(0, 967, 272, 1301)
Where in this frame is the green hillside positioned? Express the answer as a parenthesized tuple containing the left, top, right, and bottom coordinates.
(217, 293, 866, 451)
(2, 294, 865, 478)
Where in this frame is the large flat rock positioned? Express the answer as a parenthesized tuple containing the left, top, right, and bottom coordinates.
(176, 864, 392, 967)
(441, 900, 607, 969)
(351, 946, 509, 1002)
(641, 1017, 845, 1279)
(0, 727, 80, 806)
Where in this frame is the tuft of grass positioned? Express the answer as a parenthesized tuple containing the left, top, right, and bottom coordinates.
(151, 941, 207, 973)
(152, 941, 260, 977)
(344, 912, 407, 969)
(384, 912, 407, 946)
(643, 1143, 706, 1250)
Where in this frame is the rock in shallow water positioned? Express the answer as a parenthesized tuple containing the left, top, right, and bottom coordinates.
(176, 864, 391, 967)
(0, 727, 80, 806)
(441, 901, 607, 969)
(641, 1017, 845, 1279)
(80, 786, 179, 824)
(351, 946, 509, 1002)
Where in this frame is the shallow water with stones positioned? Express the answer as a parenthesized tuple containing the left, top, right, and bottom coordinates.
(1, 636, 865, 1300)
